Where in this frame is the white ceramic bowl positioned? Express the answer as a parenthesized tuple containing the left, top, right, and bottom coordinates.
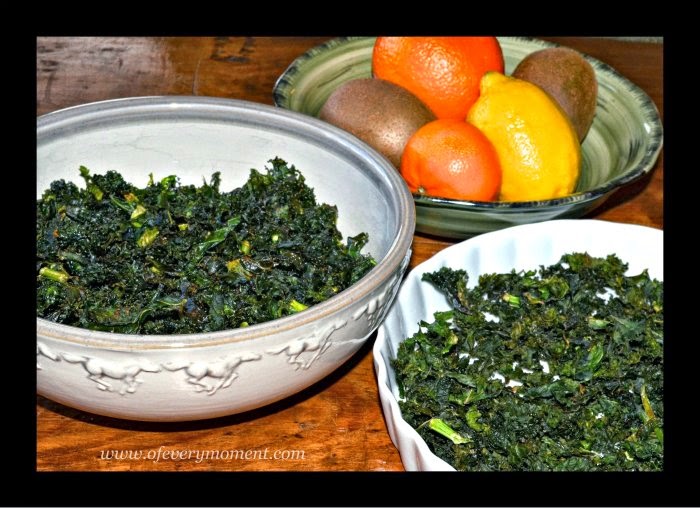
(37, 96, 415, 421)
(374, 219, 663, 470)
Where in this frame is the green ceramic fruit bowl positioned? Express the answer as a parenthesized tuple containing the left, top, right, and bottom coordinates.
(273, 36, 663, 239)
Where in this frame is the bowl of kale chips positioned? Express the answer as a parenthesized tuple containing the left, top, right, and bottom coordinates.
(375, 220, 663, 471)
(37, 96, 414, 421)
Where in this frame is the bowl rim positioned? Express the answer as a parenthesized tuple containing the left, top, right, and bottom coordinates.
(272, 36, 373, 110)
(273, 36, 664, 212)
(37, 95, 415, 350)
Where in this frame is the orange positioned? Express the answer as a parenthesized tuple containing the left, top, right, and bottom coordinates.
(372, 37, 504, 120)
(400, 119, 502, 201)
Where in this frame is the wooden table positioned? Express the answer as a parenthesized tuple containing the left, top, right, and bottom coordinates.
(36, 36, 663, 471)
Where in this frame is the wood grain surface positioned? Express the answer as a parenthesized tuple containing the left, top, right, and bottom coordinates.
(36, 36, 663, 471)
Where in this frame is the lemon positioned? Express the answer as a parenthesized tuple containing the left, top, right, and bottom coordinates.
(467, 71, 581, 201)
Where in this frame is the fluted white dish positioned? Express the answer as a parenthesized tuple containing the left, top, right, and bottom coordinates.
(374, 219, 662, 470)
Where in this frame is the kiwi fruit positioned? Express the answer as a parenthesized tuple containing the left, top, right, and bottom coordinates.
(513, 47, 598, 142)
(319, 78, 436, 168)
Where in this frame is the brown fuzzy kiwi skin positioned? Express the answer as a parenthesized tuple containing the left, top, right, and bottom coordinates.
(319, 78, 436, 168)
(513, 47, 598, 142)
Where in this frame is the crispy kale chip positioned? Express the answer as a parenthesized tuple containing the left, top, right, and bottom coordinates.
(37, 158, 376, 334)
(394, 253, 663, 471)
